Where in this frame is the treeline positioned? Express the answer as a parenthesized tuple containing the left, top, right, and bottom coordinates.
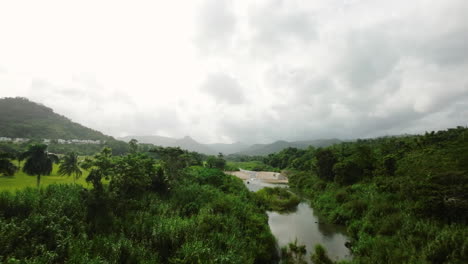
(0, 145, 278, 263)
(264, 127, 468, 263)
(0, 139, 130, 156)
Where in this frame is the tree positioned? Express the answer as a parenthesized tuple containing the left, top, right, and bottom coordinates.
(150, 146, 189, 181)
(206, 153, 226, 170)
(0, 152, 17, 176)
(333, 159, 362, 185)
(22, 144, 59, 187)
(58, 152, 82, 183)
(314, 149, 337, 181)
(383, 154, 397, 176)
(83, 147, 114, 193)
(129, 139, 138, 154)
(110, 154, 155, 197)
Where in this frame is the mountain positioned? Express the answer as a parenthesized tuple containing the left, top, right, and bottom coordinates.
(119, 135, 177, 147)
(235, 139, 341, 156)
(174, 136, 216, 154)
(120, 135, 218, 154)
(121, 133, 342, 156)
(207, 142, 249, 155)
(0, 97, 111, 140)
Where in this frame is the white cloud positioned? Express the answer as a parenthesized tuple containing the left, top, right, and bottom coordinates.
(1, 0, 467, 143)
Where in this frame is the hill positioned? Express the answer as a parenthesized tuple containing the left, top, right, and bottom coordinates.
(120, 135, 218, 154)
(120, 135, 177, 147)
(121, 134, 342, 156)
(235, 139, 341, 156)
(0, 97, 110, 140)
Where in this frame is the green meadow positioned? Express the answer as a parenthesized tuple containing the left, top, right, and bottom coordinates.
(0, 162, 90, 192)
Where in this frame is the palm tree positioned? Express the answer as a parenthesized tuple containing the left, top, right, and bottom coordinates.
(0, 152, 18, 176)
(58, 152, 82, 183)
(22, 144, 59, 187)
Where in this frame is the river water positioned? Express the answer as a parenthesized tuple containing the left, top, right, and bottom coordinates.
(244, 178, 352, 263)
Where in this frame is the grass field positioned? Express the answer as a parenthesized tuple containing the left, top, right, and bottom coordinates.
(0, 162, 90, 192)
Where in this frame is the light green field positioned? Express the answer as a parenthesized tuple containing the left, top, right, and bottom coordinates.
(0, 162, 91, 192)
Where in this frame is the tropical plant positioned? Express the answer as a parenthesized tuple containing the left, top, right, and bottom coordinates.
(0, 152, 17, 176)
(21, 144, 59, 187)
(58, 152, 82, 183)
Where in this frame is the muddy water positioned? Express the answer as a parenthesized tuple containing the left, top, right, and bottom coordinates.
(244, 179, 352, 262)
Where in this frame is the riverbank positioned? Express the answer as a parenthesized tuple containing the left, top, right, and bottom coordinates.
(242, 175, 352, 263)
(225, 169, 288, 183)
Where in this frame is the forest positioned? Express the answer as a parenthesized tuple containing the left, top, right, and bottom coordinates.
(263, 127, 468, 264)
(0, 126, 467, 263)
(0, 145, 277, 263)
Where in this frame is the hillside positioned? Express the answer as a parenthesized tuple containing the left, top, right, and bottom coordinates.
(236, 138, 342, 156)
(120, 135, 177, 147)
(121, 134, 341, 156)
(121, 135, 248, 155)
(0, 97, 111, 140)
(120, 135, 218, 154)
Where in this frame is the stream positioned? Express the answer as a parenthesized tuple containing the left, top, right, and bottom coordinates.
(244, 178, 352, 262)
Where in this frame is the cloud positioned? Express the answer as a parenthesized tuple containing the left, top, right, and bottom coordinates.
(248, 0, 317, 54)
(1, 0, 468, 143)
(200, 73, 246, 105)
(194, 0, 237, 55)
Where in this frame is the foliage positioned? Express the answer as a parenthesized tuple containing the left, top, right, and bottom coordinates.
(58, 152, 82, 182)
(21, 144, 59, 187)
(226, 160, 278, 172)
(314, 149, 337, 181)
(255, 187, 300, 212)
(280, 239, 307, 264)
(280, 126, 468, 264)
(0, 152, 17, 176)
(128, 138, 138, 154)
(0, 150, 279, 263)
(205, 153, 227, 170)
(310, 244, 334, 264)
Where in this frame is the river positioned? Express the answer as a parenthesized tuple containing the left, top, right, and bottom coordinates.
(244, 178, 352, 263)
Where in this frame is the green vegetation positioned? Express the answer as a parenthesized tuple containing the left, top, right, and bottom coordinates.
(206, 153, 227, 170)
(58, 152, 83, 183)
(280, 239, 307, 264)
(0, 97, 109, 140)
(264, 127, 468, 264)
(0, 152, 17, 176)
(310, 245, 334, 264)
(0, 146, 278, 263)
(226, 160, 278, 172)
(21, 144, 59, 187)
(0, 162, 90, 192)
(256, 187, 300, 212)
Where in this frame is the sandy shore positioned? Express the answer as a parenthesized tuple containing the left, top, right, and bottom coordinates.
(225, 170, 288, 184)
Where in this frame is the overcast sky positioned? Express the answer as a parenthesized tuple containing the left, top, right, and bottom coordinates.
(1, 0, 467, 143)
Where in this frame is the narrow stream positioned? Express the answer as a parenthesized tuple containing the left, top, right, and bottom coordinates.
(244, 178, 352, 263)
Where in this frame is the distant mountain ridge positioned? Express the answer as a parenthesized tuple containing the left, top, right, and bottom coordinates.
(234, 138, 341, 156)
(0, 97, 341, 155)
(0, 97, 112, 141)
(120, 135, 341, 156)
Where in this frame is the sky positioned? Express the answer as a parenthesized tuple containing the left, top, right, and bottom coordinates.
(0, 0, 467, 144)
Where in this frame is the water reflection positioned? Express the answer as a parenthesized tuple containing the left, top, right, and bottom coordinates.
(244, 179, 352, 263)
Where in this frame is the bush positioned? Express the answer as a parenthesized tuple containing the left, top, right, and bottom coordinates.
(255, 187, 300, 212)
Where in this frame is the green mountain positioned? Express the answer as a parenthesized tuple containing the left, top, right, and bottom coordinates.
(235, 139, 341, 156)
(120, 135, 218, 154)
(0, 97, 111, 140)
